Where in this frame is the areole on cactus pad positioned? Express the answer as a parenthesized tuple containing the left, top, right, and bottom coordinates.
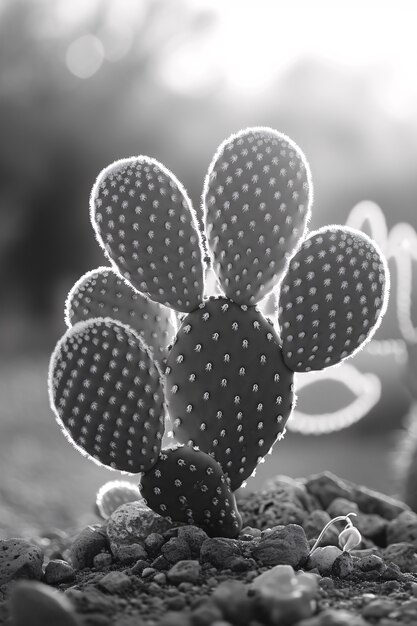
(48, 126, 390, 538)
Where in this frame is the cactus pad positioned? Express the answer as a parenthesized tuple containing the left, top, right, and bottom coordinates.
(95, 480, 142, 519)
(165, 296, 294, 490)
(65, 267, 176, 359)
(278, 226, 389, 372)
(48, 318, 165, 472)
(203, 127, 312, 304)
(139, 445, 242, 537)
(90, 157, 205, 312)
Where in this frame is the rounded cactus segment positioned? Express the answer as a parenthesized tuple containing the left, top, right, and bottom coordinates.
(140, 445, 242, 538)
(278, 226, 389, 372)
(95, 480, 142, 519)
(65, 267, 176, 359)
(90, 157, 205, 312)
(165, 296, 294, 491)
(203, 127, 312, 304)
(48, 318, 165, 472)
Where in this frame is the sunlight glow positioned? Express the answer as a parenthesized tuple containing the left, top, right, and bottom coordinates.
(66, 34, 104, 79)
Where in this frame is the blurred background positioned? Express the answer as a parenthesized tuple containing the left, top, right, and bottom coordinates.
(1, 0, 417, 536)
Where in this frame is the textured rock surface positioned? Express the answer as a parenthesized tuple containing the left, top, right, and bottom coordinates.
(0, 539, 43, 585)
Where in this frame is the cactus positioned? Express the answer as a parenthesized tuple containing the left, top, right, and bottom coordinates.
(165, 295, 294, 491)
(48, 127, 389, 537)
(48, 317, 165, 472)
(140, 444, 242, 538)
(65, 266, 176, 361)
(90, 156, 205, 312)
(278, 226, 389, 372)
(95, 480, 142, 519)
(203, 127, 312, 304)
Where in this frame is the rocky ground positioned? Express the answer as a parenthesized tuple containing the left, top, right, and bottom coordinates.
(1, 471, 417, 626)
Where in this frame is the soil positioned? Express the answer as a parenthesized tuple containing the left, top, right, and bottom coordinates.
(1, 471, 417, 626)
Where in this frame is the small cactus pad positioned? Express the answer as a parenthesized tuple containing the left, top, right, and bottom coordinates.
(165, 296, 294, 491)
(90, 157, 205, 312)
(278, 226, 389, 372)
(95, 480, 142, 519)
(203, 127, 312, 304)
(140, 445, 242, 538)
(65, 267, 176, 359)
(48, 318, 165, 472)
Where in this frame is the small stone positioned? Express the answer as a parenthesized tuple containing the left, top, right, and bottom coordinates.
(178, 581, 193, 592)
(381, 563, 406, 582)
(144, 533, 165, 558)
(297, 608, 368, 626)
(158, 610, 192, 626)
(10, 581, 79, 626)
(107, 502, 173, 556)
(0, 539, 43, 585)
(304, 472, 354, 509)
(153, 572, 166, 585)
(326, 498, 359, 518)
(355, 513, 387, 544)
(200, 538, 242, 569)
(69, 525, 108, 570)
(165, 595, 187, 610)
(177, 526, 209, 558)
(352, 485, 409, 520)
(190, 601, 223, 626)
(115, 543, 147, 564)
(141, 567, 156, 578)
(151, 555, 171, 571)
(304, 511, 338, 545)
(98, 571, 131, 594)
(319, 577, 335, 590)
(167, 560, 201, 584)
(229, 557, 256, 572)
(161, 538, 192, 564)
(357, 554, 386, 573)
(307, 546, 342, 576)
(44, 559, 75, 584)
(239, 527, 262, 539)
(252, 525, 309, 568)
(383, 542, 417, 573)
(93, 552, 113, 570)
(387, 510, 417, 547)
(131, 559, 149, 576)
(212, 580, 256, 626)
(361, 599, 397, 619)
(332, 552, 354, 578)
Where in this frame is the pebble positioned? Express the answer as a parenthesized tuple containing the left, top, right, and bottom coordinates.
(331, 552, 354, 578)
(130, 559, 149, 575)
(200, 538, 242, 569)
(356, 554, 386, 573)
(297, 608, 368, 625)
(239, 526, 262, 539)
(166, 560, 201, 584)
(326, 498, 359, 518)
(107, 502, 173, 555)
(158, 610, 192, 626)
(69, 525, 108, 570)
(382, 542, 417, 573)
(144, 532, 165, 558)
(304, 511, 338, 545)
(355, 513, 387, 544)
(114, 542, 147, 564)
(0, 538, 43, 585)
(211, 580, 256, 626)
(44, 559, 75, 584)
(361, 599, 397, 619)
(161, 537, 192, 564)
(387, 510, 417, 547)
(98, 571, 131, 594)
(93, 552, 113, 570)
(352, 485, 409, 520)
(151, 555, 171, 570)
(190, 601, 224, 626)
(153, 572, 166, 585)
(304, 472, 354, 509)
(141, 567, 156, 578)
(307, 546, 342, 576)
(251, 524, 309, 568)
(177, 525, 209, 557)
(9, 580, 79, 626)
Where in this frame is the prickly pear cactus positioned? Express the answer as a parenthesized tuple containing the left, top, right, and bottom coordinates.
(65, 266, 176, 361)
(48, 127, 389, 537)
